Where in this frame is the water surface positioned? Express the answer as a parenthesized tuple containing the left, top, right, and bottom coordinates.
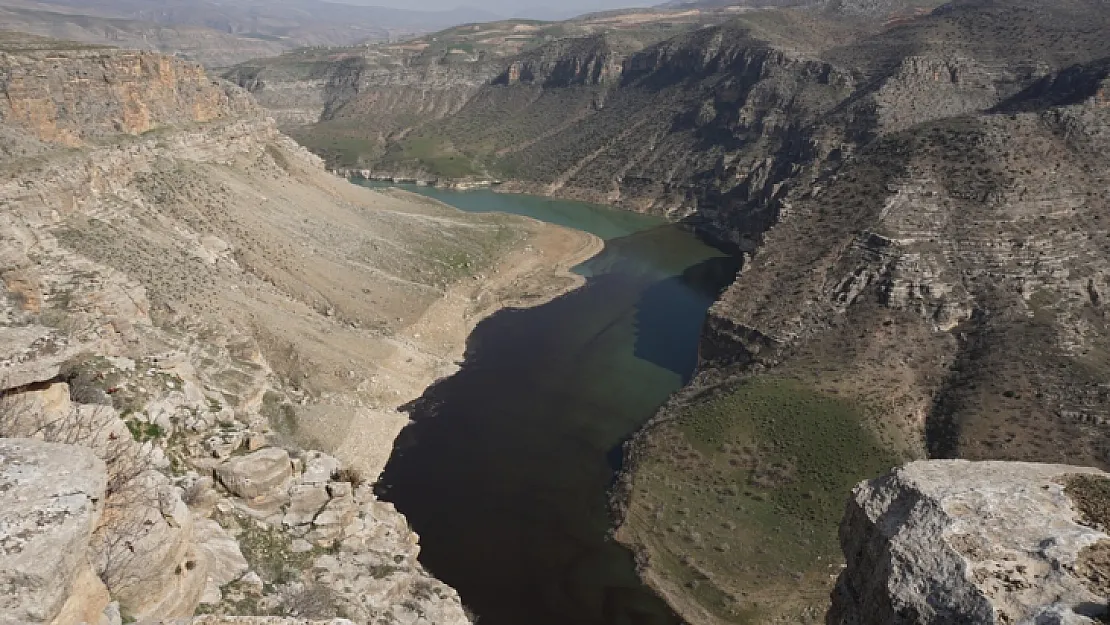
(365, 183, 739, 625)
(363, 183, 664, 242)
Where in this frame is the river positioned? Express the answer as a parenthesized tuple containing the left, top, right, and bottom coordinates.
(362, 183, 739, 625)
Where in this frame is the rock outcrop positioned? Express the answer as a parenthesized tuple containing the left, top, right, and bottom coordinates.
(607, 3, 1110, 623)
(830, 460, 1110, 625)
(494, 35, 625, 87)
(0, 36, 256, 157)
(145, 618, 353, 624)
(214, 448, 293, 500)
(0, 438, 109, 625)
(0, 31, 594, 625)
(222, 46, 503, 168)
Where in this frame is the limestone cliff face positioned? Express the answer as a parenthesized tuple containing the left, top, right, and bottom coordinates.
(226, 0, 1108, 243)
(831, 461, 1110, 625)
(0, 36, 538, 625)
(603, 4, 1110, 624)
(0, 42, 255, 153)
(494, 36, 624, 87)
(702, 57, 1110, 462)
(0, 439, 109, 625)
(360, 17, 861, 224)
(326, 0, 1104, 243)
(223, 47, 501, 167)
(870, 55, 1003, 134)
(317, 54, 498, 129)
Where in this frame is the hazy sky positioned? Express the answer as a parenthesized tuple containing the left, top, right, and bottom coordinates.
(335, 0, 656, 19)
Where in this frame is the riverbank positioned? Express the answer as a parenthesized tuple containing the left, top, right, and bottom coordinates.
(333, 169, 698, 222)
(611, 368, 904, 625)
(304, 185, 605, 480)
(612, 407, 746, 625)
(375, 221, 738, 625)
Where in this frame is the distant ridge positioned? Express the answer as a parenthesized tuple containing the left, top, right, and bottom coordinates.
(0, 0, 506, 65)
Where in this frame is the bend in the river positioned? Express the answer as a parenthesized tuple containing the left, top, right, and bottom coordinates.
(364, 183, 740, 625)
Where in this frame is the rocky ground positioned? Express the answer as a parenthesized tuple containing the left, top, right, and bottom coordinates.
(6, 0, 1110, 623)
(219, 0, 1108, 622)
(831, 460, 1110, 625)
(221, 9, 741, 172)
(0, 34, 598, 624)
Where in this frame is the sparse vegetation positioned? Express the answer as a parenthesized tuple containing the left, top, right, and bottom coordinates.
(1066, 474, 1110, 531)
(234, 517, 317, 585)
(331, 467, 364, 489)
(281, 582, 340, 619)
(261, 391, 298, 437)
(125, 418, 165, 442)
(622, 378, 900, 622)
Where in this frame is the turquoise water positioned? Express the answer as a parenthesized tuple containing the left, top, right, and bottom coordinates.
(365, 182, 739, 625)
(360, 182, 665, 241)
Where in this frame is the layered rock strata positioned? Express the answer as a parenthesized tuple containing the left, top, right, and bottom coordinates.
(830, 461, 1110, 625)
(0, 33, 595, 625)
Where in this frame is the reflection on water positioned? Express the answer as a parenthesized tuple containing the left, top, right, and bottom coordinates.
(370, 185, 739, 625)
(358, 182, 665, 242)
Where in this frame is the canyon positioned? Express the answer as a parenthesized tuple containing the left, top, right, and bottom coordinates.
(2, 0, 1110, 623)
(224, 0, 1110, 622)
(0, 30, 597, 624)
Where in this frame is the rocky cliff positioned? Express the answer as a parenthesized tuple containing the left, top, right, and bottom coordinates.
(264, 0, 1087, 234)
(222, 11, 738, 173)
(493, 35, 625, 87)
(830, 460, 1110, 625)
(0, 438, 108, 625)
(0, 32, 597, 625)
(0, 32, 256, 156)
(217, 2, 1110, 623)
(601, 2, 1110, 624)
(223, 45, 502, 168)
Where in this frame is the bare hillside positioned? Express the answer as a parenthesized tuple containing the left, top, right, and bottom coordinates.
(0, 33, 597, 623)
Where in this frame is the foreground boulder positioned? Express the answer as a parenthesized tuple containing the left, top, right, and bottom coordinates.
(215, 448, 293, 500)
(142, 619, 353, 624)
(830, 460, 1110, 625)
(0, 438, 109, 625)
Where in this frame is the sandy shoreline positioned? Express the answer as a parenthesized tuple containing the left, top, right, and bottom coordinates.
(325, 193, 605, 480)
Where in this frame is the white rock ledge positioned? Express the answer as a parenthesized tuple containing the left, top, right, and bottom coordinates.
(0, 438, 108, 625)
(830, 460, 1110, 625)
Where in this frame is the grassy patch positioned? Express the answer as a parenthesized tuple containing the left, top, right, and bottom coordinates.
(236, 520, 317, 585)
(389, 134, 482, 179)
(261, 390, 298, 436)
(125, 418, 165, 442)
(288, 122, 382, 169)
(1066, 474, 1110, 531)
(625, 377, 900, 622)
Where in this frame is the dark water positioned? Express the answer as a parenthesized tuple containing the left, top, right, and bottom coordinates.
(366, 184, 739, 625)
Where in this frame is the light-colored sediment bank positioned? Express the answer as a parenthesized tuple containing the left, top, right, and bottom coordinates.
(0, 37, 603, 624)
(310, 187, 605, 480)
